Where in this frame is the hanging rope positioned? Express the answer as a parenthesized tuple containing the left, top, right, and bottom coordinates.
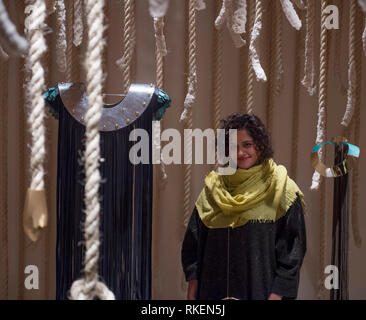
(181, 0, 197, 229)
(280, 0, 302, 30)
(249, 0, 267, 82)
(213, 0, 223, 168)
(73, 0, 83, 47)
(314, 0, 329, 300)
(150, 0, 169, 184)
(69, 0, 114, 300)
(302, 0, 316, 95)
(246, 0, 255, 114)
(215, 0, 246, 48)
(341, 0, 357, 127)
(65, 0, 73, 82)
(0, 0, 28, 56)
(116, 0, 136, 94)
(24, 0, 47, 192)
(310, 0, 329, 191)
(55, 0, 66, 73)
(274, 0, 284, 96)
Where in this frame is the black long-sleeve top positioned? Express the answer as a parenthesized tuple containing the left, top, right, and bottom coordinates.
(181, 194, 306, 300)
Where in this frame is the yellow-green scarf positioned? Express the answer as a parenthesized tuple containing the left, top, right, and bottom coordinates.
(195, 158, 306, 228)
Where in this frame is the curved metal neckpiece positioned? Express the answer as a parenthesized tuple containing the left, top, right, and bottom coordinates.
(58, 82, 156, 131)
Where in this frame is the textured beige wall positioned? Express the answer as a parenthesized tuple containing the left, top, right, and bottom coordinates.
(2, 0, 366, 299)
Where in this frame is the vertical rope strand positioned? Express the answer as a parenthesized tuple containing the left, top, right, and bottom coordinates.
(116, 0, 136, 94)
(246, 0, 255, 114)
(73, 0, 83, 47)
(55, 0, 66, 74)
(213, 0, 223, 169)
(249, 0, 267, 82)
(69, 0, 114, 300)
(341, 0, 357, 127)
(315, 0, 330, 300)
(301, 0, 316, 95)
(65, 0, 73, 82)
(24, 0, 47, 192)
(274, 0, 284, 96)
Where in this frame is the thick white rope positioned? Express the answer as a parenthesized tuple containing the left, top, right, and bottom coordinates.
(24, 0, 47, 191)
(73, 0, 83, 47)
(55, 0, 66, 73)
(301, 0, 316, 96)
(249, 0, 266, 82)
(116, 0, 136, 94)
(280, 0, 302, 30)
(215, 0, 246, 48)
(341, 0, 357, 127)
(69, 0, 114, 300)
(0, 0, 28, 56)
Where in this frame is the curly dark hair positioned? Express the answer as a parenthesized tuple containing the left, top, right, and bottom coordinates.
(219, 113, 274, 164)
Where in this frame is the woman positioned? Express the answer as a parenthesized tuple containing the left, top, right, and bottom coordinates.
(181, 113, 307, 300)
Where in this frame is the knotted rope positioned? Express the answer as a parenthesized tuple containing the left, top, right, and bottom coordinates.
(246, 0, 255, 114)
(55, 0, 66, 73)
(73, 0, 83, 47)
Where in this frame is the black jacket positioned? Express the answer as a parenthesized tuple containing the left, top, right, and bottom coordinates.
(181, 194, 307, 300)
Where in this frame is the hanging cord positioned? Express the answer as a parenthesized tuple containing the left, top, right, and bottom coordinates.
(280, 0, 302, 30)
(181, 0, 197, 230)
(274, 0, 284, 96)
(69, 0, 114, 300)
(0, 0, 28, 56)
(314, 0, 329, 300)
(24, 0, 47, 192)
(249, 0, 267, 82)
(341, 0, 357, 127)
(55, 0, 66, 73)
(310, 0, 329, 191)
(301, 0, 316, 95)
(65, 0, 73, 82)
(73, 0, 83, 47)
(213, 0, 223, 169)
(116, 0, 136, 95)
(246, 0, 255, 114)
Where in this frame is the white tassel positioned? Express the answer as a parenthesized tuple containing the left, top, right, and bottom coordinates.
(149, 0, 169, 18)
(280, 0, 302, 30)
(195, 0, 206, 11)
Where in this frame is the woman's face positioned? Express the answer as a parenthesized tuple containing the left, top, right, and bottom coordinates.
(230, 129, 261, 169)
